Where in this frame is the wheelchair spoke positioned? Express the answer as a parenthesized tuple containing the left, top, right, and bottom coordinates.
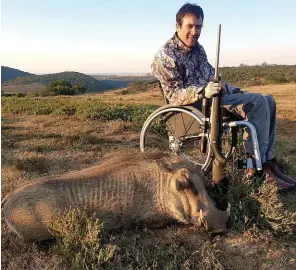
(150, 130, 170, 145)
(180, 151, 205, 166)
(165, 113, 176, 136)
(180, 113, 196, 137)
(140, 107, 212, 172)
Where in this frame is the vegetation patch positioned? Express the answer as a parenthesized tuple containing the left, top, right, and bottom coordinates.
(2, 97, 157, 126)
(50, 208, 224, 270)
(220, 64, 296, 86)
(50, 208, 118, 270)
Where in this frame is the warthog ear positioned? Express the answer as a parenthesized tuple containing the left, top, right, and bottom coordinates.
(157, 160, 174, 173)
(175, 168, 192, 191)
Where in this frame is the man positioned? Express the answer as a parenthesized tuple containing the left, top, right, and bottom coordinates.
(151, 3, 296, 190)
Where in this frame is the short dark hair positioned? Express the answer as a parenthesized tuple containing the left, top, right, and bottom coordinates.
(176, 3, 204, 26)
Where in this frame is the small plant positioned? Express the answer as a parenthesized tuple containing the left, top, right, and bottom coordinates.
(16, 92, 25, 97)
(120, 89, 130, 95)
(50, 208, 118, 270)
(197, 241, 224, 270)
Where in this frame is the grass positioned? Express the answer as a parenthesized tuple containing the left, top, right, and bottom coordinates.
(49, 208, 224, 270)
(50, 208, 118, 270)
(1, 96, 157, 125)
(2, 83, 296, 269)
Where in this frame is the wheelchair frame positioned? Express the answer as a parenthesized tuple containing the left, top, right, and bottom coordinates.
(140, 98, 262, 174)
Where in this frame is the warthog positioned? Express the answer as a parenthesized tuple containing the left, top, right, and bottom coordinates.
(2, 150, 229, 241)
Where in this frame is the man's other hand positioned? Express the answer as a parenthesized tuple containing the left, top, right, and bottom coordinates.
(204, 81, 222, 98)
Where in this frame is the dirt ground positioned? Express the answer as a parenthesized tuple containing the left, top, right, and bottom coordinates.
(1, 83, 296, 269)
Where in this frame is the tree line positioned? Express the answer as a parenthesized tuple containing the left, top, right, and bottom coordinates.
(219, 64, 296, 86)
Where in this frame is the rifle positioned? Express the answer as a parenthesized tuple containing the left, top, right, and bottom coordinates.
(201, 24, 227, 183)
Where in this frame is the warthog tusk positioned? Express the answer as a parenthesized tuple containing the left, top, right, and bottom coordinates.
(192, 209, 208, 230)
(226, 203, 231, 215)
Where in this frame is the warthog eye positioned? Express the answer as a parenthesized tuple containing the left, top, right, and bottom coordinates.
(175, 169, 192, 191)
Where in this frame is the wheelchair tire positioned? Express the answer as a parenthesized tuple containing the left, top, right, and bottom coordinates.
(140, 106, 213, 172)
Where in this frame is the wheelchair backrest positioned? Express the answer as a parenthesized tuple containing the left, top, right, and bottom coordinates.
(157, 80, 200, 136)
(157, 81, 169, 105)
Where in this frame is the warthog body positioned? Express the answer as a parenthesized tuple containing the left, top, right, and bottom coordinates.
(2, 150, 229, 241)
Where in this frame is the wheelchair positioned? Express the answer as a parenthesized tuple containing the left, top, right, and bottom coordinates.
(140, 82, 263, 177)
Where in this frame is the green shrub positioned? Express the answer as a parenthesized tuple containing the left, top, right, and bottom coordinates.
(16, 93, 25, 97)
(120, 89, 130, 95)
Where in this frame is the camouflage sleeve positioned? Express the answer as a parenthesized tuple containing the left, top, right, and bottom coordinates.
(151, 51, 204, 106)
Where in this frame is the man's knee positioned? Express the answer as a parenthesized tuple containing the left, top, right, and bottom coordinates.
(243, 94, 267, 116)
(263, 94, 276, 109)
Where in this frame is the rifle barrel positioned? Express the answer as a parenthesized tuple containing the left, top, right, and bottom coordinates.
(214, 24, 221, 81)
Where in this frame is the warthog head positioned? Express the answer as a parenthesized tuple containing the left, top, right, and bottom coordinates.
(160, 156, 229, 233)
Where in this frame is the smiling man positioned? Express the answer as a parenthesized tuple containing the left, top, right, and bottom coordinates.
(151, 3, 296, 191)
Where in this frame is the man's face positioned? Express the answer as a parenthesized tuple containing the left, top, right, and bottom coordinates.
(176, 14, 203, 48)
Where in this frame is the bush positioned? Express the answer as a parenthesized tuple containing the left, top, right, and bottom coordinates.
(44, 80, 88, 96)
(16, 93, 25, 97)
(120, 89, 130, 95)
(50, 208, 118, 270)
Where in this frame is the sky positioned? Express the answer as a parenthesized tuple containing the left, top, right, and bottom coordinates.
(1, 0, 296, 74)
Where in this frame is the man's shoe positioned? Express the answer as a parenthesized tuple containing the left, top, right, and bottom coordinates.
(264, 163, 295, 191)
(268, 159, 296, 187)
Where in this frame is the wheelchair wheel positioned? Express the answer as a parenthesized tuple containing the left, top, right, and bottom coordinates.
(140, 106, 213, 172)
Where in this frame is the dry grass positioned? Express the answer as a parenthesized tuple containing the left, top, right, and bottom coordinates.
(1, 83, 296, 269)
(2, 83, 46, 93)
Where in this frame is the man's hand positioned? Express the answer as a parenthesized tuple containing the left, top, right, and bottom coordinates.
(204, 81, 222, 98)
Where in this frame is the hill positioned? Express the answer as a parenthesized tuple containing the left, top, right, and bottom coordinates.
(3, 71, 113, 92)
(90, 74, 155, 89)
(1, 66, 33, 83)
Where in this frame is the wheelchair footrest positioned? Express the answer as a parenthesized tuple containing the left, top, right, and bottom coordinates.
(236, 157, 257, 169)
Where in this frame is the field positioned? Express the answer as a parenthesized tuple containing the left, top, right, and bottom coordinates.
(1, 83, 296, 269)
(2, 83, 46, 94)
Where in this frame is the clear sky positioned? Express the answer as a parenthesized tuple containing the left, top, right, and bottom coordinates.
(2, 0, 296, 74)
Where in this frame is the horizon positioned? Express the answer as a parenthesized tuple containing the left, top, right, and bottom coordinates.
(3, 63, 296, 77)
(2, 0, 296, 74)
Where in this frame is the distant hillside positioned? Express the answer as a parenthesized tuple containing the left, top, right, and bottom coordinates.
(1, 66, 33, 83)
(3, 71, 113, 92)
(90, 75, 155, 89)
(92, 65, 296, 88)
(219, 64, 296, 86)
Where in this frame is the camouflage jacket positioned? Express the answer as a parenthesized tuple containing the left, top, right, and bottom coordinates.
(151, 33, 241, 105)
